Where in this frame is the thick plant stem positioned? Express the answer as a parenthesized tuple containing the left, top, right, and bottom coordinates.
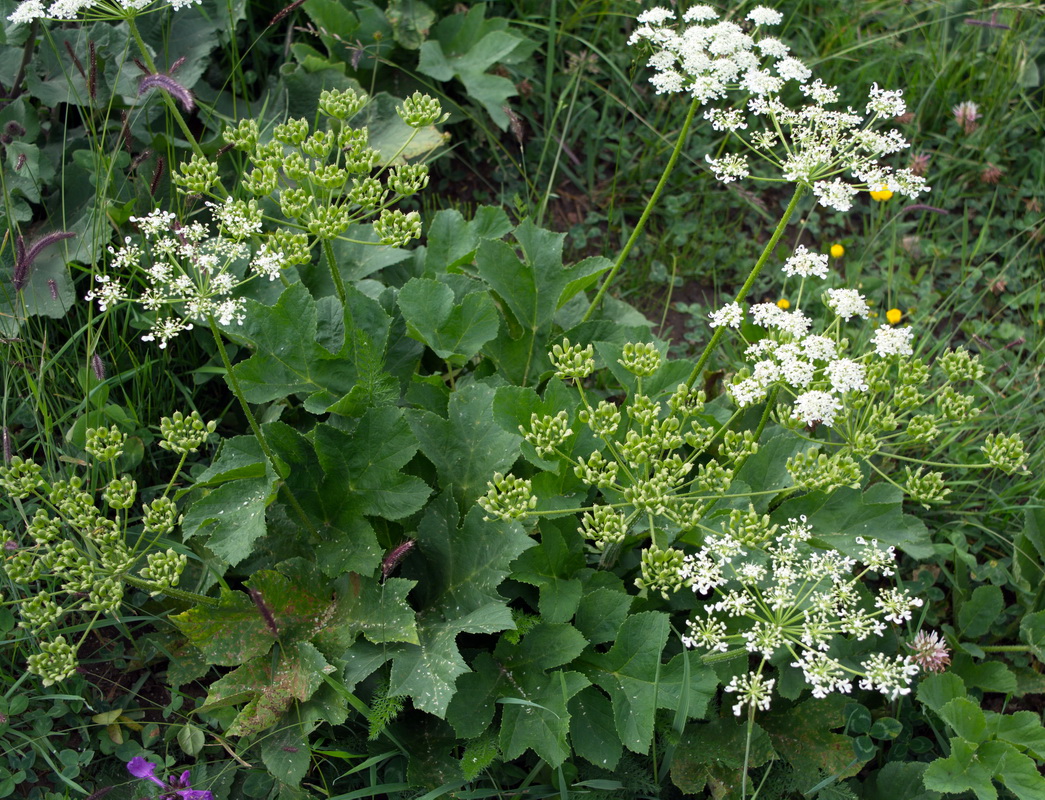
(582, 96, 702, 323)
(206, 318, 312, 530)
(123, 574, 221, 606)
(323, 239, 348, 304)
(125, 16, 205, 158)
(684, 183, 807, 390)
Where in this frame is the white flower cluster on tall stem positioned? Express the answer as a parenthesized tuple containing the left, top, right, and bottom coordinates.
(7, 0, 199, 24)
(718, 244, 917, 427)
(85, 200, 288, 348)
(630, 7, 929, 210)
(680, 518, 925, 715)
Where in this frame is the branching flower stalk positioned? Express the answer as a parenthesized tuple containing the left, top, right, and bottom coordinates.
(0, 413, 221, 686)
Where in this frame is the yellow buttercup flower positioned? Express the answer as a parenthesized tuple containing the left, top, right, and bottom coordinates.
(830, 243, 845, 258)
(886, 308, 903, 325)
(776, 298, 790, 310)
(870, 185, 894, 202)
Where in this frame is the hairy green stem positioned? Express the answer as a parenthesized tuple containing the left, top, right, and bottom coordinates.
(582, 96, 702, 322)
(123, 574, 221, 606)
(323, 238, 348, 304)
(206, 317, 312, 530)
(685, 184, 807, 390)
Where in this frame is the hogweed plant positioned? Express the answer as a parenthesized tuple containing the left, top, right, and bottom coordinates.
(0, 412, 218, 686)
(477, 4, 1030, 793)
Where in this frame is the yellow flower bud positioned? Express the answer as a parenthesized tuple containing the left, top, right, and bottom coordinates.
(830, 243, 845, 258)
(776, 298, 790, 310)
(886, 308, 903, 325)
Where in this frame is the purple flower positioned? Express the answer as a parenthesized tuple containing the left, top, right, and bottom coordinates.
(127, 757, 214, 800)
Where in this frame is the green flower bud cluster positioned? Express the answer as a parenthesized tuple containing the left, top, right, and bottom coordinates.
(635, 545, 690, 599)
(618, 342, 662, 377)
(936, 387, 979, 422)
(939, 347, 985, 382)
(307, 204, 351, 240)
(159, 410, 216, 454)
(269, 229, 312, 266)
(373, 209, 422, 248)
(139, 549, 188, 595)
(907, 414, 940, 444)
(579, 400, 620, 437)
(103, 475, 137, 510)
(981, 433, 1027, 475)
(723, 506, 777, 548)
(574, 451, 619, 488)
(522, 411, 573, 457)
(172, 153, 219, 195)
(786, 448, 862, 493)
(479, 473, 537, 521)
(221, 87, 437, 256)
(550, 339, 595, 380)
(319, 87, 368, 119)
(0, 456, 44, 498)
(26, 636, 77, 687)
(143, 496, 179, 536)
(721, 429, 758, 462)
(388, 163, 430, 196)
(397, 91, 449, 128)
(579, 505, 629, 549)
(84, 425, 126, 462)
(0, 413, 220, 688)
(18, 593, 63, 634)
(349, 177, 388, 210)
(696, 460, 733, 494)
(903, 466, 950, 506)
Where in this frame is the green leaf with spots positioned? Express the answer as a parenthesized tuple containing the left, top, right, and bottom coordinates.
(510, 520, 586, 623)
(762, 693, 865, 786)
(475, 220, 611, 385)
(397, 278, 500, 362)
(498, 669, 589, 768)
(386, 498, 535, 716)
(407, 381, 521, 509)
(171, 589, 274, 667)
(581, 611, 670, 754)
(180, 436, 279, 566)
(200, 641, 330, 737)
(268, 412, 431, 577)
(229, 282, 392, 412)
(568, 686, 622, 769)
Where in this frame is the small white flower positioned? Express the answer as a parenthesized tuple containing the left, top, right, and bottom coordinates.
(637, 7, 675, 25)
(801, 335, 837, 362)
(867, 82, 907, 118)
(747, 7, 783, 26)
(709, 302, 744, 329)
(782, 245, 830, 279)
(791, 390, 843, 426)
(872, 325, 914, 357)
(682, 5, 718, 23)
(825, 358, 869, 393)
(705, 153, 750, 183)
(812, 178, 860, 212)
(824, 288, 870, 320)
